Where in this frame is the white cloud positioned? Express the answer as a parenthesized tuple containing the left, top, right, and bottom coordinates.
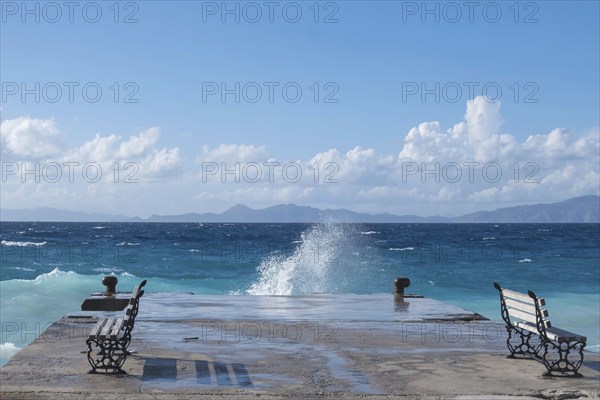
(66, 133, 120, 162)
(1, 99, 598, 217)
(401, 97, 507, 162)
(0, 117, 62, 158)
(65, 127, 162, 163)
(116, 127, 160, 159)
(172, 99, 600, 214)
(199, 144, 268, 163)
(140, 148, 182, 179)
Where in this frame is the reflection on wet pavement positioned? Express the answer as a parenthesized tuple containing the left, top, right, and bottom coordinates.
(142, 357, 252, 387)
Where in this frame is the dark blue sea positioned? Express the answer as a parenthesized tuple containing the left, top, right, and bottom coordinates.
(1, 222, 599, 365)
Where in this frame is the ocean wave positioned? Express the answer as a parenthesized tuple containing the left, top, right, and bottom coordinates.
(587, 344, 600, 353)
(93, 267, 122, 273)
(116, 242, 140, 246)
(247, 222, 353, 295)
(482, 237, 496, 240)
(1, 240, 47, 247)
(518, 258, 532, 263)
(389, 247, 414, 251)
(92, 226, 106, 230)
(360, 231, 379, 235)
(5, 267, 137, 285)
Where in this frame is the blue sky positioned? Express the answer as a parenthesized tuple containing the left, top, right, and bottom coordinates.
(1, 1, 599, 217)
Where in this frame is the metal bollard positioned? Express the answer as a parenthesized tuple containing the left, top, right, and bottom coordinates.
(394, 277, 410, 296)
(102, 276, 118, 295)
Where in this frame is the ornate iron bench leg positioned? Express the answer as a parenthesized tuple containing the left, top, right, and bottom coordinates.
(541, 339, 585, 377)
(506, 326, 541, 359)
(86, 338, 128, 374)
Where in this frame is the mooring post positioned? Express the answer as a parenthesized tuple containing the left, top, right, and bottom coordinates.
(102, 276, 118, 295)
(394, 277, 411, 311)
(394, 277, 410, 296)
(81, 276, 129, 311)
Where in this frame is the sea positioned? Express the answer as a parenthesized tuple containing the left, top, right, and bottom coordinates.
(1, 221, 599, 366)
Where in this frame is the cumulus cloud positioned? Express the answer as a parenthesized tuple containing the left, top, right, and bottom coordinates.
(0, 118, 181, 184)
(2, 98, 598, 216)
(116, 127, 159, 159)
(193, 97, 597, 214)
(65, 133, 120, 162)
(395, 97, 598, 209)
(199, 144, 268, 163)
(65, 127, 162, 163)
(401, 96, 508, 162)
(140, 148, 182, 179)
(0, 117, 62, 158)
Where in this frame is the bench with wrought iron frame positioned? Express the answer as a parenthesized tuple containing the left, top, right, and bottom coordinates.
(86, 280, 147, 374)
(493, 282, 586, 377)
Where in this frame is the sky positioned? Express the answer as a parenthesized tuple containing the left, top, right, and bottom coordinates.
(1, 0, 599, 218)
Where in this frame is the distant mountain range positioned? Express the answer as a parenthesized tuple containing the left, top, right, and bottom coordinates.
(1, 196, 598, 223)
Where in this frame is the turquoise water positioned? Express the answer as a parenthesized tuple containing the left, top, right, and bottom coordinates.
(1, 222, 599, 365)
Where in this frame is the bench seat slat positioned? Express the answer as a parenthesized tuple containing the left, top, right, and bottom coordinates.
(99, 318, 118, 339)
(516, 322, 586, 342)
(89, 318, 108, 339)
(109, 318, 125, 339)
(545, 326, 587, 342)
(515, 321, 542, 334)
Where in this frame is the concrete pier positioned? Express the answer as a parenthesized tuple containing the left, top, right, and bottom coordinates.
(1, 293, 599, 399)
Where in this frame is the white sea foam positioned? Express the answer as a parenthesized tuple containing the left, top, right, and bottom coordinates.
(247, 222, 352, 295)
(116, 242, 140, 246)
(1, 240, 47, 247)
(361, 231, 379, 235)
(93, 267, 122, 273)
(518, 258, 532, 263)
(389, 247, 414, 251)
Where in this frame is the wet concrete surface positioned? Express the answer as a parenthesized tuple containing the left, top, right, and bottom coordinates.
(1, 293, 598, 399)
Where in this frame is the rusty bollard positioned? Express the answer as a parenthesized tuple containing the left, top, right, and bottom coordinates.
(394, 277, 410, 296)
(102, 276, 118, 296)
(394, 277, 411, 311)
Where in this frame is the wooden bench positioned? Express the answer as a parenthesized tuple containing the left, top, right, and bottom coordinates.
(493, 282, 586, 377)
(86, 280, 147, 374)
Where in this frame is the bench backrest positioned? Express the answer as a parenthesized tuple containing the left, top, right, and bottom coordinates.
(493, 282, 551, 331)
(122, 280, 147, 336)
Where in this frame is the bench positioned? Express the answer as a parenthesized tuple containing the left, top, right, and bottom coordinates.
(86, 280, 147, 374)
(493, 282, 586, 377)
